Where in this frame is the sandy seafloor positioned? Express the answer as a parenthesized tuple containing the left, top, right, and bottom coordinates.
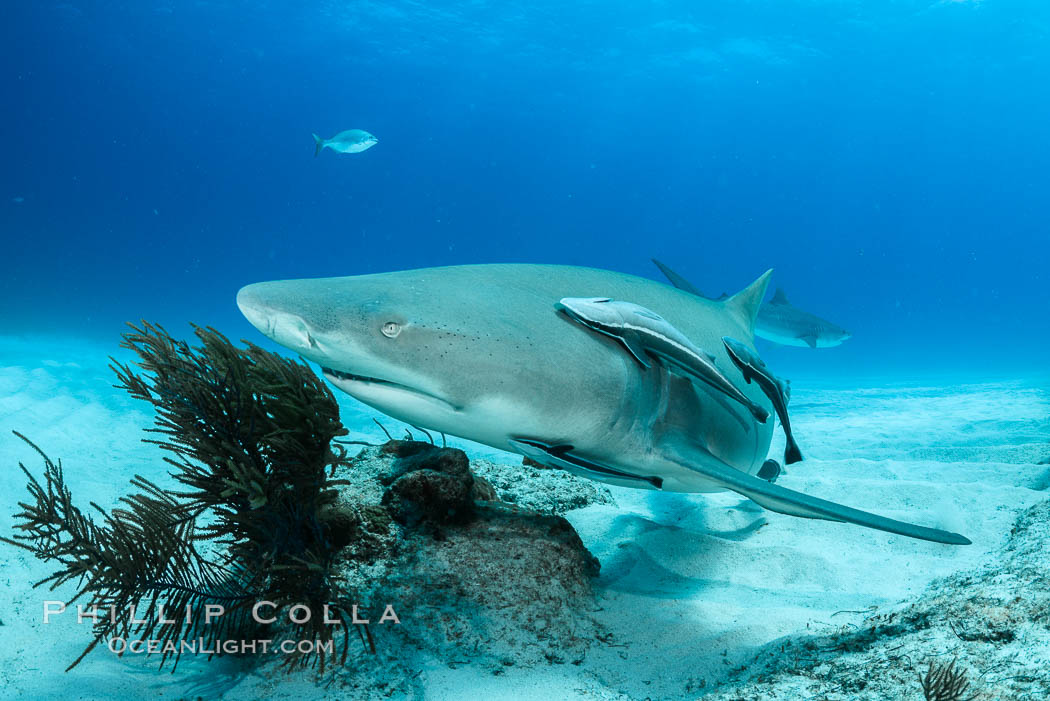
(1, 334, 1048, 700)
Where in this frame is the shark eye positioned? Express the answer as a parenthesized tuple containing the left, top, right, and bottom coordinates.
(381, 321, 401, 338)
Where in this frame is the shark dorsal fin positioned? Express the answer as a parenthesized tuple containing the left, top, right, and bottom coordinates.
(770, 288, 790, 306)
(723, 269, 773, 334)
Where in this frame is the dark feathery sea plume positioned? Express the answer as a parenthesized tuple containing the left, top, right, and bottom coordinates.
(2, 322, 368, 673)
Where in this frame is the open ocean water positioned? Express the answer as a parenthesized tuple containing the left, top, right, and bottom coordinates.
(2, 2, 1049, 700)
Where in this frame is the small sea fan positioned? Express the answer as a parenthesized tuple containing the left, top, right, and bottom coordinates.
(920, 658, 979, 701)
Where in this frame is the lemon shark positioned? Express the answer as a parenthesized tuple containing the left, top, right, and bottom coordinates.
(236, 264, 968, 545)
(756, 289, 852, 349)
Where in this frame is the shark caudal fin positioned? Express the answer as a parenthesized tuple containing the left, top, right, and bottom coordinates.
(312, 133, 324, 157)
(723, 269, 773, 336)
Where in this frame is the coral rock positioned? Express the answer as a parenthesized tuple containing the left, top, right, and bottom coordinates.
(470, 475, 500, 502)
(381, 446, 476, 527)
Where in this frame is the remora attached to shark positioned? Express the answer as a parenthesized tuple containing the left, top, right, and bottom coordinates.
(556, 296, 770, 424)
(652, 258, 851, 348)
(237, 264, 968, 545)
(722, 336, 802, 465)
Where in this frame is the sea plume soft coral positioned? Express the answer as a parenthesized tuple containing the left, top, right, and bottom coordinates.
(2, 322, 367, 673)
(920, 658, 979, 701)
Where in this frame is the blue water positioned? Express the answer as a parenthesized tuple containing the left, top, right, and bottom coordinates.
(2, 1, 1048, 377)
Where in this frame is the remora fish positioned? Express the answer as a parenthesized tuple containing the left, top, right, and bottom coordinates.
(237, 263, 969, 545)
(557, 296, 770, 424)
(723, 336, 802, 465)
(651, 259, 851, 348)
(312, 129, 378, 156)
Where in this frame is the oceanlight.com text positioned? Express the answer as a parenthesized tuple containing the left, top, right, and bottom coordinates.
(106, 637, 334, 657)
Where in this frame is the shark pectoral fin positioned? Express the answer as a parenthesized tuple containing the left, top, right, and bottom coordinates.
(668, 444, 971, 545)
(799, 334, 818, 349)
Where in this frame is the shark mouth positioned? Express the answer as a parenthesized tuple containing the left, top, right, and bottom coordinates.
(321, 367, 388, 385)
(320, 367, 458, 411)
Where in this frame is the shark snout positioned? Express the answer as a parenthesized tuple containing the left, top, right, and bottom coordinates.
(236, 284, 318, 352)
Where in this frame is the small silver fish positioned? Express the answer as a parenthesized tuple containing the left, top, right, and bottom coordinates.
(557, 297, 770, 423)
(312, 129, 378, 157)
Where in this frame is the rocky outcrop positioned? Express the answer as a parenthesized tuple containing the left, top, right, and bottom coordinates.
(700, 497, 1050, 700)
(332, 441, 611, 677)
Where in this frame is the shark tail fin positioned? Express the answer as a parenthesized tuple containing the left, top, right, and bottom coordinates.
(723, 269, 772, 336)
(312, 133, 323, 157)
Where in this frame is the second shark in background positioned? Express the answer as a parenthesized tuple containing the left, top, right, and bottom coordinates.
(651, 259, 851, 349)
